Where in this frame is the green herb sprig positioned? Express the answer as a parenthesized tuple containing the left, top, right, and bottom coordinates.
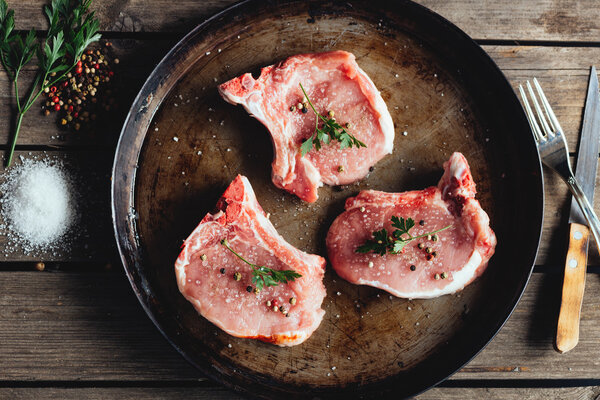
(0, 0, 101, 167)
(299, 83, 366, 157)
(221, 239, 302, 291)
(356, 216, 452, 256)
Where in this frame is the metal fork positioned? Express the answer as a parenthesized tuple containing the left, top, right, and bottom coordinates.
(519, 78, 600, 252)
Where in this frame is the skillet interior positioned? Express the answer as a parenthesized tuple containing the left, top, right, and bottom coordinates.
(112, 0, 543, 398)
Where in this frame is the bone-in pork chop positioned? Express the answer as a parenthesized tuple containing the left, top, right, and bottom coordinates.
(326, 152, 496, 298)
(218, 51, 394, 203)
(175, 175, 327, 346)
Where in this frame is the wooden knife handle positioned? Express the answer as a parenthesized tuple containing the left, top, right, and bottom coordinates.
(556, 222, 589, 353)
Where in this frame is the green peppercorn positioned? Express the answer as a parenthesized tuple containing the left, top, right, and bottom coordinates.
(410, 265, 416, 271)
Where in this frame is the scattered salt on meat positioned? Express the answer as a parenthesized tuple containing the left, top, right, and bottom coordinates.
(0, 158, 75, 253)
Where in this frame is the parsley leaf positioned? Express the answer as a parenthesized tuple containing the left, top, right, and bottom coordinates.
(0, 0, 101, 167)
(299, 83, 367, 156)
(356, 216, 452, 256)
(221, 239, 302, 291)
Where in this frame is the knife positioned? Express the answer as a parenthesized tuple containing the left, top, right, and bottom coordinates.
(556, 66, 600, 353)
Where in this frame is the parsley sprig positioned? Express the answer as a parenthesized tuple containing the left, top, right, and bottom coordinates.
(0, 0, 101, 167)
(299, 83, 366, 156)
(220, 239, 302, 291)
(356, 216, 452, 256)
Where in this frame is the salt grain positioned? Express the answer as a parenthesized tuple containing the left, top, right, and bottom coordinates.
(0, 158, 75, 252)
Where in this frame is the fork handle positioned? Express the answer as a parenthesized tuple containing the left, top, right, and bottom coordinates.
(566, 176, 600, 254)
(556, 222, 589, 353)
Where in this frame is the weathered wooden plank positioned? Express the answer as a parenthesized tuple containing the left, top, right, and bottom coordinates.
(0, 387, 241, 400)
(420, 386, 600, 400)
(3, 0, 600, 42)
(0, 271, 598, 381)
(0, 44, 594, 149)
(1, 386, 598, 400)
(0, 149, 593, 266)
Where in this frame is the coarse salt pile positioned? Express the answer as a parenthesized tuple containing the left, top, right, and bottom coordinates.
(0, 158, 75, 253)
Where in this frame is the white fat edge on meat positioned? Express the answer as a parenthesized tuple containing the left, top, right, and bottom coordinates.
(185, 289, 312, 346)
(353, 63, 395, 154)
(356, 250, 483, 299)
(441, 153, 470, 199)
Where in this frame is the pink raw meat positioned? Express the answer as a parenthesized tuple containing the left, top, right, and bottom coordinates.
(175, 175, 327, 346)
(218, 51, 394, 203)
(326, 152, 496, 298)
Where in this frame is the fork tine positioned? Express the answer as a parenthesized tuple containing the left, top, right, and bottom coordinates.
(533, 77, 563, 135)
(519, 84, 544, 142)
(526, 80, 554, 137)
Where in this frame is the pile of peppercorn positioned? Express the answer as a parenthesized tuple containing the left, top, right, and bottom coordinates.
(41, 41, 118, 131)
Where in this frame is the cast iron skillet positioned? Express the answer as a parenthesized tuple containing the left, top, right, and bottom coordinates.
(112, 0, 544, 398)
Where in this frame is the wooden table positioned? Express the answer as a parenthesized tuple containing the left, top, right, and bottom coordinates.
(1, 1, 600, 398)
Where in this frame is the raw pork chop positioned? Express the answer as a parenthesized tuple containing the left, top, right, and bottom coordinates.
(326, 152, 496, 298)
(218, 51, 394, 203)
(175, 175, 326, 346)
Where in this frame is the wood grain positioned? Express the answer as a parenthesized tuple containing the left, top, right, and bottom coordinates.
(1, 386, 599, 400)
(0, 150, 590, 267)
(0, 44, 595, 150)
(556, 223, 590, 353)
(0, 271, 598, 381)
(3, 0, 600, 42)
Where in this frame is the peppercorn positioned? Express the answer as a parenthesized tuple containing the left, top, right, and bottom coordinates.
(337, 165, 345, 172)
(289, 105, 296, 112)
(426, 254, 433, 261)
(266, 300, 272, 307)
(301, 107, 308, 114)
(253, 287, 260, 294)
(434, 273, 440, 280)
(279, 306, 285, 312)
(419, 220, 425, 226)
(410, 265, 416, 271)
(425, 247, 433, 254)
(328, 110, 335, 118)
(220, 268, 226, 274)
(289, 297, 297, 305)
(417, 243, 424, 249)
(427, 235, 432, 240)
(297, 102, 303, 110)
(368, 261, 374, 268)
(432, 251, 438, 257)
(233, 272, 242, 281)
(345, 122, 351, 129)
(246, 286, 253, 292)
(432, 234, 438, 242)
(285, 313, 290, 317)
(441, 272, 447, 279)
(272, 305, 279, 312)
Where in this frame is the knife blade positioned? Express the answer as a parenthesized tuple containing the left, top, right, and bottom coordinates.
(556, 66, 600, 353)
